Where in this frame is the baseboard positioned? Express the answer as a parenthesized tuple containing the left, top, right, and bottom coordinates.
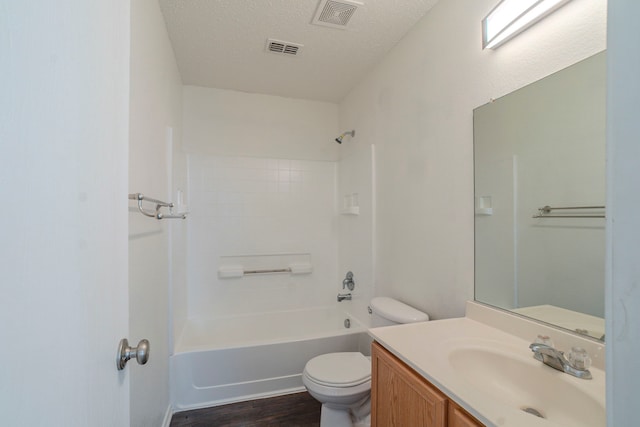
(173, 386, 306, 412)
(161, 404, 173, 427)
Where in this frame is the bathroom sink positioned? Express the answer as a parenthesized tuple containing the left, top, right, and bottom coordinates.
(447, 345, 605, 427)
(369, 305, 606, 427)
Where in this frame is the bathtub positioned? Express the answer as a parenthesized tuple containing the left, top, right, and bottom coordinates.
(171, 306, 368, 410)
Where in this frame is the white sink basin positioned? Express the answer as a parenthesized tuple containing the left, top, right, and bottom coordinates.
(447, 345, 605, 427)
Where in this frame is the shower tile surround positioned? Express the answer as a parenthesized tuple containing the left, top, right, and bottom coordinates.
(187, 154, 340, 319)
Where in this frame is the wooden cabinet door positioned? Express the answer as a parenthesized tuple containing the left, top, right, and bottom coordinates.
(449, 402, 484, 427)
(371, 342, 447, 427)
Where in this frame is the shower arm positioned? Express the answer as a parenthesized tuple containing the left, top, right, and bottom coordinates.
(335, 130, 356, 144)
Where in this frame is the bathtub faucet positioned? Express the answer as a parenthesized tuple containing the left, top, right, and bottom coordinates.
(337, 293, 352, 302)
(342, 271, 355, 291)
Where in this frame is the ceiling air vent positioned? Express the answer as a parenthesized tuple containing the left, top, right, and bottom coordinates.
(266, 38, 303, 57)
(312, 0, 362, 30)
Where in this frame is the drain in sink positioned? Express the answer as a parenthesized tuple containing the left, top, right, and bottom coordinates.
(521, 407, 545, 418)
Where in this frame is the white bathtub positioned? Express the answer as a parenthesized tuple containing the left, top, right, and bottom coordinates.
(171, 306, 368, 410)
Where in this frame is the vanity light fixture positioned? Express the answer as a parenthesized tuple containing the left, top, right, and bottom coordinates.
(482, 0, 573, 49)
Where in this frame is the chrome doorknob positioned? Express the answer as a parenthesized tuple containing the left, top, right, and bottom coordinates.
(117, 338, 150, 370)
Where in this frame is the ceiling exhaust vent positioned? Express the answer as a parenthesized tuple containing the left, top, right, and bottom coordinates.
(312, 0, 362, 30)
(266, 38, 304, 56)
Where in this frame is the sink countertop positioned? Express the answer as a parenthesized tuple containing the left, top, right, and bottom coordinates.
(368, 303, 606, 427)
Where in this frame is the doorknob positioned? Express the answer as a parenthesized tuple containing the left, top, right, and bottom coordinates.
(117, 338, 150, 370)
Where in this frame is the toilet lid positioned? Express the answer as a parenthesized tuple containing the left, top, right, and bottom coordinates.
(304, 352, 371, 388)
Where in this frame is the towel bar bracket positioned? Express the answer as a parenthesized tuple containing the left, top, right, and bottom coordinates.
(128, 193, 187, 220)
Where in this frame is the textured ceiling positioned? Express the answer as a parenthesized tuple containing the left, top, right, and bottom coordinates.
(159, 0, 440, 103)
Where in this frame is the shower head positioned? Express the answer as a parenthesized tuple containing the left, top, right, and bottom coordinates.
(335, 130, 355, 144)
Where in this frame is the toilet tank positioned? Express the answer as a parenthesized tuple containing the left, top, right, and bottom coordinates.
(369, 297, 429, 327)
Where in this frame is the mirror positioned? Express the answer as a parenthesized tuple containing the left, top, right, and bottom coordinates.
(474, 52, 606, 341)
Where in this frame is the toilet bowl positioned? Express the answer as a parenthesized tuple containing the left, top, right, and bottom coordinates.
(303, 352, 371, 427)
(303, 297, 429, 427)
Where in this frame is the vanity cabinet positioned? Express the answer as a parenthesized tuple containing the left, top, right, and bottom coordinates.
(448, 402, 483, 427)
(371, 341, 484, 427)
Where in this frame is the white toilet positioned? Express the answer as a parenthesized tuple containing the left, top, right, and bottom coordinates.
(303, 297, 429, 427)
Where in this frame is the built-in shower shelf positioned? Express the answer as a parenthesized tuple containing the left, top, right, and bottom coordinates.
(218, 253, 313, 279)
(340, 207, 360, 215)
(475, 208, 493, 215)
(341, 192, 359, 215)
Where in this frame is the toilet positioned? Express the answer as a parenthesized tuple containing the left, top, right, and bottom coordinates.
(303, 297, 429, 427)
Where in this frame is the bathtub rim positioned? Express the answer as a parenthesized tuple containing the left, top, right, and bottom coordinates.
(175, 304, 368, 354)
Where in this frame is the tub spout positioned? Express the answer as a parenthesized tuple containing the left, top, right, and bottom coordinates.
(337, 293, 352, 302)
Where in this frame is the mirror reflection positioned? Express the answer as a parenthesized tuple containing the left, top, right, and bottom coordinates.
(474, 52, 606, 341)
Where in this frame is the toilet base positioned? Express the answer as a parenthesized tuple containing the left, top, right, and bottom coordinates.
(319, 398, 371, 427)
(353, 413, 371, 427)
(320, 405, 352, 427)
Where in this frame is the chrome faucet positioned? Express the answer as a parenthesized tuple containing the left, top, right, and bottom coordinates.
(342, 271, 355, 291)
(337, 293, 352, 302)
(529, 343, 592, 379)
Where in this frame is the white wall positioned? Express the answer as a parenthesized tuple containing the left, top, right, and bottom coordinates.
(339, 0, 607, 320)
(183, 86, 340, 161)
(129, 0, 183, 425)
(181, 87, 341, 321)
(0, 1, 130, 425)
(606, 0, 640, 424)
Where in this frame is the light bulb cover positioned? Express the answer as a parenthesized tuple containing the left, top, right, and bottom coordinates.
(482, 0, 573, 50)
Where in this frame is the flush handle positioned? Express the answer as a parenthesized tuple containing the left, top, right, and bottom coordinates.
(117, 338, 150, 370)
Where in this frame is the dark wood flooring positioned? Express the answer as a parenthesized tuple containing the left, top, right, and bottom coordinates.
(169, 392, 321, 427)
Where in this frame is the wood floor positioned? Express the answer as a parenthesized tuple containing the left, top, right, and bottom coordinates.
(169, 392, 321, 427)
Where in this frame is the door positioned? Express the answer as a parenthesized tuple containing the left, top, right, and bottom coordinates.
(127, 136, 173, 427)
(0, 1, 131, 426)
(127, 0, 184, 424)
